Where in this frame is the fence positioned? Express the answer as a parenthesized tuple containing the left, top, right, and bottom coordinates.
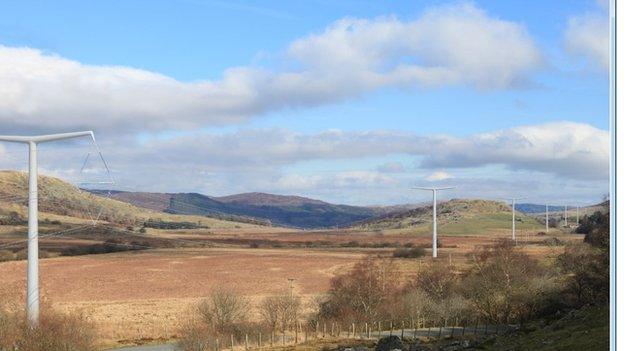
(189, 319, 514, 351)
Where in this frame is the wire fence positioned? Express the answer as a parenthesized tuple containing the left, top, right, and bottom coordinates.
(182, 319, 515, 351)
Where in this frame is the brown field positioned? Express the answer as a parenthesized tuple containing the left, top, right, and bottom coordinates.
(0, 224, 583, 349)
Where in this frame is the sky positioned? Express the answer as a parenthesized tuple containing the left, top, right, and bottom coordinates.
(0, 0, 610, 206)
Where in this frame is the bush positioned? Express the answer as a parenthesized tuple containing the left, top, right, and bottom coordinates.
(461, 240, 557, 323)
(375, 335, 403, 351)
(318, 258, 399, 323)
(543, 237, 565, 246)
(0, 309, 95, 351)
(578, 211, 609, 249)
(392, 247, 425, 258)
(178, 290, 253, 350)
(197, 290, 250, 336)
(557, 243, 609, 306)
(0, 250, 15, 262)
(260, 293, 302, 331)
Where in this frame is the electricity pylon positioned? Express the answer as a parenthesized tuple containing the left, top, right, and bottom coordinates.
(412, 186, 455, 258)
(502, 197, 526, 242)
(0, 131, 95, 326)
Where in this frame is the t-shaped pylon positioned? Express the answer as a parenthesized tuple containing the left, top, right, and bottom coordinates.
(0, 131, 94, 326)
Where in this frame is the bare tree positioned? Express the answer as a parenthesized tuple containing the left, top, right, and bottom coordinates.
(260, 293, 302, 332)
(318, 257, 400, 323)
(260, 295, 281, 331)
(198, 289, 250, 335)
(462, 240, 555, 323)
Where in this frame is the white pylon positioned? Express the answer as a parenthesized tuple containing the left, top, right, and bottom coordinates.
(412, 186, 455, 258)
(0, 131, 95, 327)
(502, 197, 526, 242)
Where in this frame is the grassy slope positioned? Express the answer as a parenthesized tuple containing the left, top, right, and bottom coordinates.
(0, 171, 263, 230)
(482, 306, 609, 351)
(353, 199, 545, 235)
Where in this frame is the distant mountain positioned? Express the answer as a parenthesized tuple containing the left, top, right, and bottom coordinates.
(515, 203, 565, 214)
(90, 190, 379, 229)
(215, 192, 327, 207)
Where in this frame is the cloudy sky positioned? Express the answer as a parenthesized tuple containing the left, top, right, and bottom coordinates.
(0, 0, 610, 206)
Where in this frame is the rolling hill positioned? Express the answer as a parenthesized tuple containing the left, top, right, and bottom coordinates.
(351, 198, 545, 234)
(0, 171, 265, 229)
(92, 190, 378, 228)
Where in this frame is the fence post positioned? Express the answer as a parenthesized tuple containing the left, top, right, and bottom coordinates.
(305, 327, 308, 343)
(437, 325, 442, 339)
(378, 321, 381, 339)
(282, 330, 286, 345)
(401, 321, 405, 340)
(366, 322, 369, 339)
(231, 334, 234, 351)
(259, 331, 262, 347)
(271, 330, 274, 347)
(315, 321, 319, 339)
(484, 322, 488, 335)
(461, 320, 466, 336)
(245, 334, 249, 351)
(216, 338, 219, 351)
(295, 322, 299, 344)
(323, 322, 326, 338)
(390, 321, 393, 336)
(331, 322, 334, 337)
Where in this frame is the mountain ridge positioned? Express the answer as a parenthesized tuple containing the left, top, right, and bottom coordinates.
(88, 189, 380, 228)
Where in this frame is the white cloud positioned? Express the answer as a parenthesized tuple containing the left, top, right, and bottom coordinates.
(564, 8, 609, 70)
(0, 3, 542, 134)
(425, 171, 453, 181)
(377, 161, 406, 173)
(1, 121, 606, 183)
(420, 121, 609, 180)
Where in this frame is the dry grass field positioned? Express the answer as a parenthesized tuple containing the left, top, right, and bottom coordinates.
(0, 224, 583, 349)
(0, 172, 589, 349)
(0, 246, 366, 347)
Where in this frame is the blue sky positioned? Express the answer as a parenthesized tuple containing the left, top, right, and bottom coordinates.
(0, 0, 610, 205)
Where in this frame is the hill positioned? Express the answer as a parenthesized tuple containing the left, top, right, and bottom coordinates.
(90, 190, 379, 228)
(352, 198, 544, 234)
(0, 171, 264, 229)
(215, 192, 327, 206)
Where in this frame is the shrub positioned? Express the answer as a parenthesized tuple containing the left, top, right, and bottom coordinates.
(0, 309, 95, 351)
(317, 258, 399, 323)
(178, 290, 253, 350)
(197, 290, 250, 336)
(557, 243, 609, 306)
(543, 237, 565, 246)
(0, 250, 15, 262)
(392, 247, 425, 258)
(461, 240, 557, 323)
(260, 293, 302, 331)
